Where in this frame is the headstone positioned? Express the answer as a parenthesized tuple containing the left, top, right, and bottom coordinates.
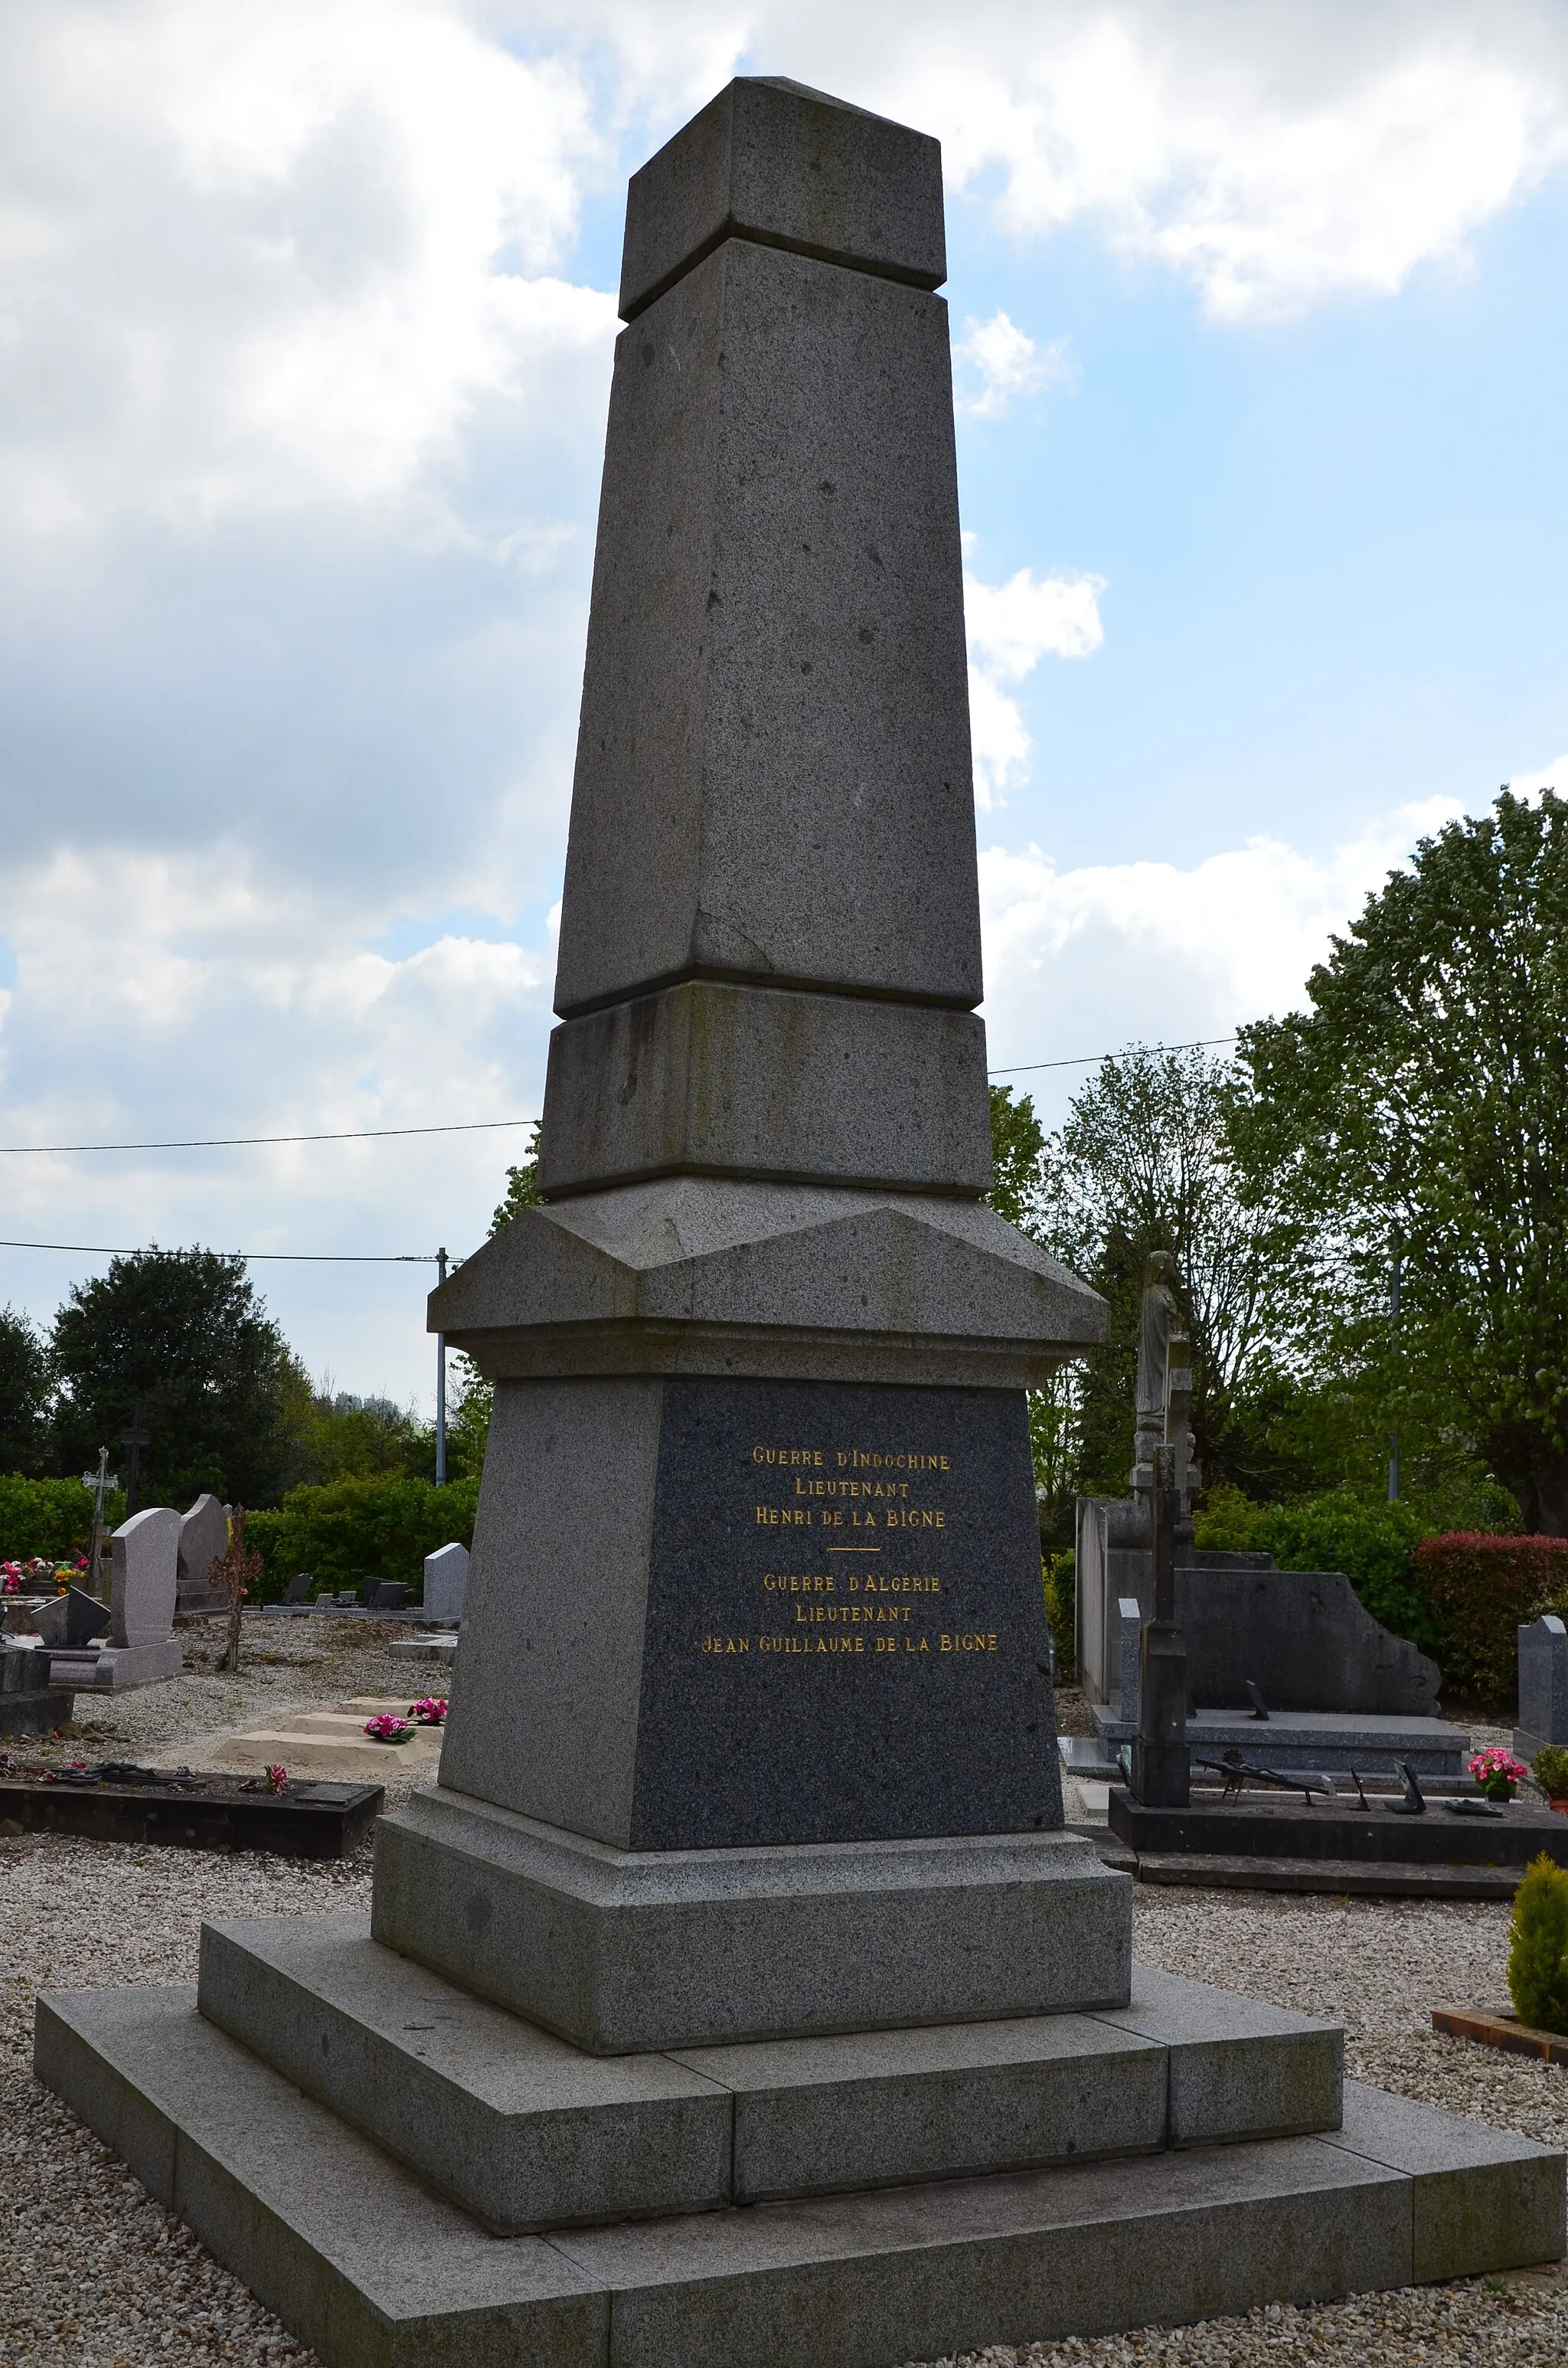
(0, 1639, 74, 1737)
(422, 1542, 469, 1627)
(386, 74, 1121, 2048)
(176, 1493, 230, 1614)
(1517, 1614, 1568, 1761)
(283, 1572, 314, 1605)
(111, 1506, 180, 1646)
(368, 1581, 409, 1612)
(47, 1509, 181, 1690)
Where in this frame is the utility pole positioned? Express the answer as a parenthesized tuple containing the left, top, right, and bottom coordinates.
(434, 1248, 448, 1486)
(1387, 1247, 1402, 1503)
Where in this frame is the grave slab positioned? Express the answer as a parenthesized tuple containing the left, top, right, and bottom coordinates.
(1092, 1703, 1469, 1781)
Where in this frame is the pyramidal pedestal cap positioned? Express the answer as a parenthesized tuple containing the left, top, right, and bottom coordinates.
(619, 75, 946, 320)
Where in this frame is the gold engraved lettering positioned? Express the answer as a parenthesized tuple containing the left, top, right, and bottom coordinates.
(939, 1633, 999, 1653)
(752, 1447, 824, 1467)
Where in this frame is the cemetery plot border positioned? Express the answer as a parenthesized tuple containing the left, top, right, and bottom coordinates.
(0, 1771, 382, 1859)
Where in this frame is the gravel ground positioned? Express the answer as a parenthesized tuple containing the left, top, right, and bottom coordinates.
(3, 1632, 1566, 2366)
(8, 1610, 445, 1773)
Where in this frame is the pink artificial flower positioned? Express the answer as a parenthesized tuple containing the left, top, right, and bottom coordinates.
(364, 1715, 413, 1744)
(409, 1697, 447, 1725)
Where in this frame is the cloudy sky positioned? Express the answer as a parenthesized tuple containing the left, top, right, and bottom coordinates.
(2, 0, 1566, 1405)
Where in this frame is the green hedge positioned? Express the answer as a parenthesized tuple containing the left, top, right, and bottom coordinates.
(1411, 1533, 1568, 1706)
(244, 1476, 480, 1604)
(1195, 1485, 1432, 1650)
(0, 1473, 126, 1562)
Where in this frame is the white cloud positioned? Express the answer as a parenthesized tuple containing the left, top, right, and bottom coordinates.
(0, 0, 617, 540)
(551, 0, 1568, 320)
(952, 310, 1073, 418)
(978, 795, 1465, 1105)
(0, 842, 554, 1399)
(965, 566, 1107, 809)
(1507, 751, 1568, 800)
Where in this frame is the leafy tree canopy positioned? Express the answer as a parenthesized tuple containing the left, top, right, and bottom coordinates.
(1230, 790, 1568, 1533)
(51, 1248, 302, 1508)
(492, 1121, 543, 1235)
(0, 1307, 51, 1475)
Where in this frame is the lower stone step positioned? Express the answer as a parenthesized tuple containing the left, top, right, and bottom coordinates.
(37, 1985, 1563, 2368)
(197, 1915, 1343, 2231)
(1132, 1853, 1530, 1900)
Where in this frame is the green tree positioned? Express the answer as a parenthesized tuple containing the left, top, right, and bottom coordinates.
(0, 1307, 53, 1474)
(1230, 790, 1568, 1532)
(442, 1133, 545, 1473)
(51, 1249, 302, 1508)
(1030, 1045, 1300, 1500)
(492, 1121, 543, 1231)
(987, 1085, 1047, 1230)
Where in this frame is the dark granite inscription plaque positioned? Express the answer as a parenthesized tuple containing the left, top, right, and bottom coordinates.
(627, 1378, 1062, 1849)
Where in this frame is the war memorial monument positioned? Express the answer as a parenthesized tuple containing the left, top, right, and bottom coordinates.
(37, 75, 1562, 2366)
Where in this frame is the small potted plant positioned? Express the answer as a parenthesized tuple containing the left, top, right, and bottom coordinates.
(363, 1713, 414, 1745)
(1469, 1745, 1530, 1803)
(409, 1697, 447, 1726)
(1530, 1745, 1568, 1814)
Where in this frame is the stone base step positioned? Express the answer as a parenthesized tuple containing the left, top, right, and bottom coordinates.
(196, 1916, 1341, 2232)
(37, 1985, 1564, 2368)
(1132, 1853, 1530, 1899)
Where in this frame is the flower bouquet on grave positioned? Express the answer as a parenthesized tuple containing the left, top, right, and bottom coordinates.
(1470, 1746, 1530, 1803)
(409, 1697, 447, 1726)
(364, 1714, 414, 1745)
(0, 1562, 20, 1595)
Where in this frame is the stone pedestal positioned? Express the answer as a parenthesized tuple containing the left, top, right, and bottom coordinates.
(35, 74, 1563, 2363)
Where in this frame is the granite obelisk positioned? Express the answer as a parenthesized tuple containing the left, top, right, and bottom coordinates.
(371, 74, 1122, 2049)
(37, 85, 1563, 2368)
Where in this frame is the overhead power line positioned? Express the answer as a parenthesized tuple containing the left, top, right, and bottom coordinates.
(987, 1035, 1239, 1077)
(0, 1240, 439, 1263)
(0, 1042, 1245, 1162)
(0, 1117, 536, 1156)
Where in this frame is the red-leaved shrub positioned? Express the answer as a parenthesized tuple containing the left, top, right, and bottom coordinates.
(1413, 1533, 1568, 1706)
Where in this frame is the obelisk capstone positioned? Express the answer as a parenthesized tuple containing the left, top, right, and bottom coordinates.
(377, 74, 1123, 2052)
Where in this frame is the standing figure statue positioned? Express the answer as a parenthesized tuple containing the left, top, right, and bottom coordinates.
(1130, 1251, 1199, 1509)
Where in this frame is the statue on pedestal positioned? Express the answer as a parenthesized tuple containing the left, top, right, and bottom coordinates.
(1130, 1250, 1199, 1511)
